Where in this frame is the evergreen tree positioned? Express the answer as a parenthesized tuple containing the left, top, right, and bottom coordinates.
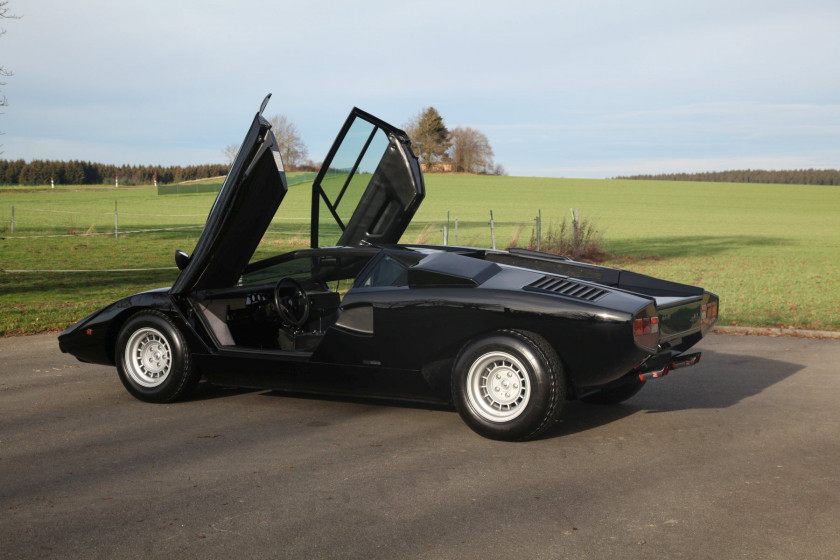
(1, 159, 229, 185)
(404, 107, 450, 167)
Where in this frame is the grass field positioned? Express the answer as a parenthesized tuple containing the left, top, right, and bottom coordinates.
(1, 174, 838, 335)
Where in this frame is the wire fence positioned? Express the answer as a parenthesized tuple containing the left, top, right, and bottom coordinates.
(3, 202, 563, 251)
(2, 201, 211, 239)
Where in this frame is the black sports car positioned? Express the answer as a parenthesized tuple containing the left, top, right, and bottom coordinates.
(59, 96, 719, 441)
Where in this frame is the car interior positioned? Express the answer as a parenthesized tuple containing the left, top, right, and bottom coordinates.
(190, 249, 421, 353)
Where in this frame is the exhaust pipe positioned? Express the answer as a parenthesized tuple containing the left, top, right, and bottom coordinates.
(639, 352, 701, 381)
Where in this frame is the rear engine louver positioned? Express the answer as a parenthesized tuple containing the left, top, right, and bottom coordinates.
(524, 275, 608, 302)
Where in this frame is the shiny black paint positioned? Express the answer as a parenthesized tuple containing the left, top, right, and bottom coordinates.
(59, 243, 711, 401)
(316, 282, 647, 389)
(60, 251, 654, 401)
(172, 106, 287, 295)
(58, 288, 189, 366)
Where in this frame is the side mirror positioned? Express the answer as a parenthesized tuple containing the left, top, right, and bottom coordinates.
(175, 250, 190, 271)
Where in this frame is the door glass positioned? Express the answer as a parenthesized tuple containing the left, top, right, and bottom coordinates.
(316, 116, 390, 246)
(336, 131, 390, 224)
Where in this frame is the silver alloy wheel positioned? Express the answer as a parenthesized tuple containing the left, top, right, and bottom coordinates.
(123, 327, 172, 388)
(466, 351, 531, 422)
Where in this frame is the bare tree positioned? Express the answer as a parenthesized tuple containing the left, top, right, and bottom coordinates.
(221, 114, 308, 169)
(0, 1, 20, 153)
(492, 163, 507, 176)
(448, 126, 495, 174)
(222, 143, 239, 165)
(403, 107, 450, 169)
(268, 114, 308, 170)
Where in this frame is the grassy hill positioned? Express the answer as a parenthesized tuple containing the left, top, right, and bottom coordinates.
(1, 174, 838, 334)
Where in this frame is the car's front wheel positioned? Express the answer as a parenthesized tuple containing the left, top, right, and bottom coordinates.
(115, 311, 200, 403)
(452, 330, 565, 441)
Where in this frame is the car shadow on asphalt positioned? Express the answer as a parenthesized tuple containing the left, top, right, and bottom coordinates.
(184, 380, 262, 401)
(183, 348, 805, 440)
(544, 348, 805, 438)
(259, 389, 456, 412)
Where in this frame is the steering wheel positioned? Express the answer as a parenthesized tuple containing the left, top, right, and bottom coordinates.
(273, 277, 310, 328)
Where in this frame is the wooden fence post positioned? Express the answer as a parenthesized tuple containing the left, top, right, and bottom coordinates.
(490, 210, 496, 250)
(455, 217, 459, 245)
(446, 211, 450, 245)
(536, 209, 541, 251)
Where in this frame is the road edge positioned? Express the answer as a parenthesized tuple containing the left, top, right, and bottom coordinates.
(713, 326, 840, 340)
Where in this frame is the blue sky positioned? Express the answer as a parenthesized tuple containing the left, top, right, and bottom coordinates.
(2, 0, 838, 177)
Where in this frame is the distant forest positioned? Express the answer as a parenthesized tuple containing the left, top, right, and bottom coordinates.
(0, 159, 228, 186)
(616, 169, 840, 186)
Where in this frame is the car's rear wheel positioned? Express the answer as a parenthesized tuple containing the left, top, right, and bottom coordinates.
(116, 311, 200, 403)
(452, 330, 565, 441)
(580, 378, 645, 404)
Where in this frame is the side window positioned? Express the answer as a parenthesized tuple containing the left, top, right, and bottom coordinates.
(240, 253, 374, 287)
(358, 254, 420, 288)
(239, 258, 312, 286)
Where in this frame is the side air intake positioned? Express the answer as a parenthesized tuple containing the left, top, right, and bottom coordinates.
(524, 275, 608, 302)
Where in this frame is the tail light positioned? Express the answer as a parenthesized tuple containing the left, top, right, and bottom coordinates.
(632, 303, 660, 352)
(633, 316, 659, 337)
(701, 293, 719, 332)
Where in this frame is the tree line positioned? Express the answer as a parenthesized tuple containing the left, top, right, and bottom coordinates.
(616, 169, 840, 186)
(403, 107, 505, 175)
(1, 108, 504, 185)
(0, 159, 229, 186)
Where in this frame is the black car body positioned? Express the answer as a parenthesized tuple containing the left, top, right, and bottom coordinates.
(59, 97, 719, 440)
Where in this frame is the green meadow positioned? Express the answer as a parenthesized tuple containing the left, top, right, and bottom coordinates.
(1, 174, 838, 335)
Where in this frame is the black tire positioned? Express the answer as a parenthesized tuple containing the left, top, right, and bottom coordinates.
(452, 330, 565, 441)
(580, 378, 645, 405)
(115, 310, 200, 403)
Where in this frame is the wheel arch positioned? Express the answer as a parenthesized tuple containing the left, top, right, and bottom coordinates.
(451, 327, 577, 399)
(105, 292, 203, 365)
(415, 317, 580, 403)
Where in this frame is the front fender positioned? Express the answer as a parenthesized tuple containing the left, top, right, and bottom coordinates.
(58, 288, 179, 365)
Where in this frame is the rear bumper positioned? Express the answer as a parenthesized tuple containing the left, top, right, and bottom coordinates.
(637, 351, 702, 381)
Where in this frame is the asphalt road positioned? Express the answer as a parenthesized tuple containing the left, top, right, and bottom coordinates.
(2, 333, 839, 559)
